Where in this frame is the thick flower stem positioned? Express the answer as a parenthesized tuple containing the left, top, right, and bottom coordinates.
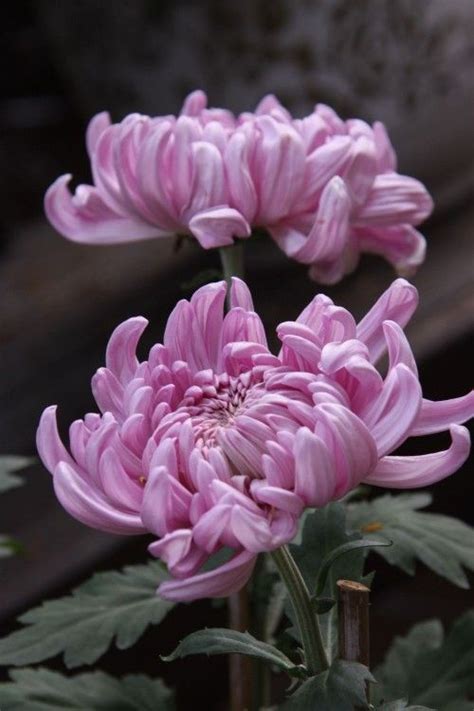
(219, 242, 245, 294)
(271, 545, 329, 676)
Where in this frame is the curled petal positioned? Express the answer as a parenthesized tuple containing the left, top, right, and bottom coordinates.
(45, 175, 165, 244)
(37, 405, 76, 473)
(54, 462, 144, 534)
(189, 207, 250, 249)
(364, 425, 471, 488)
(411, 391, 474, 436)
(356, 278, 418, 363)
(355, 173, 433, 227)
(356, 224, 426, 277)
(86, 112, 111, 157)
(158, 549, 256, 601)
(363, 364, 422, 456)
(106, 317, 148, 384)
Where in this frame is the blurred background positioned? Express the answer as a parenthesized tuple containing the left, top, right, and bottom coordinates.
(1, 1, 473, 708)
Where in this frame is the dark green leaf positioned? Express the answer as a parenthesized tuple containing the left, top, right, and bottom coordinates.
(0, 668, 174, 710)
(0, 456, 33, 493)
(163, 628, 303, 676)
(347, 493, 474, 587)
(290, 503, 371, 661)
(0, 561, 174, 668)
(280, 660, 373, 710)
(374, 611, 474, 709)
(377, 701, 434, 710)
(0, 536, 24, 559)
(314, 538, 391, 598)
(311, 597, 336, 614)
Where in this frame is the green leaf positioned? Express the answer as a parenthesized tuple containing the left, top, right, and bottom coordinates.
(377, 702, 434, 710)
(314, 537, 391, 598)
(0, 535, 24, 559)
(374, 611, 474, 709)
(163, 628, 303, 676)
(290, 503, 371, 661)
(0, 668, 174, 710)
(0, 561, 174, 668)
(347, 493, 474, 588)
(0, 456, 33, 493)
(280, 660, 373, 710)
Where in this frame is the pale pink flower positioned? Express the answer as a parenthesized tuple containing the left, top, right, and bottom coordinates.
(45, 91, 432, 283)
(37, 279, 472, 601)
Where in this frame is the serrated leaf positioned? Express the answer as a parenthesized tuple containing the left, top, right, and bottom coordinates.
(290, 503, 370, 661)
(0, 456, 33, 493)
(347, 493, 474, 588)
(374, 611, 474, 709)
(280, 660, 373, 710)
(163, 628, 303, 676)
(0, 667, 174, 710)
(0, 561, 174, 668)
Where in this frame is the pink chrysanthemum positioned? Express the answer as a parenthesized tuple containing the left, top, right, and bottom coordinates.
(37, 279, 472, 601)
(45, 91, 432, 283)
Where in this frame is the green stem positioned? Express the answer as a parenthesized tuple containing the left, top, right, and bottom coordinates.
(271, 545, 329, 676)
(219, 242, 245, 292)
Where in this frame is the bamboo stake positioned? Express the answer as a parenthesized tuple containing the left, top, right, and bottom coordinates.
(337, 580, 370, 708)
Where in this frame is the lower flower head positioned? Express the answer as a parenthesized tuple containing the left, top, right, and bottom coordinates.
(37, 279, 473, 600)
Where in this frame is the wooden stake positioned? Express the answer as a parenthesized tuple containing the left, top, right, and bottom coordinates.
(337, 580, 370, 709)
(229, 585, 252, 711)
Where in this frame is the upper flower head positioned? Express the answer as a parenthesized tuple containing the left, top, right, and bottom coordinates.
(37, 279, 472, 601)
(45, 91, 433, 283)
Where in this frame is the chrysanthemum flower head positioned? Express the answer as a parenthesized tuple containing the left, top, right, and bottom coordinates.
(37, 279, 472, 600)
(45, 91, 433, 283)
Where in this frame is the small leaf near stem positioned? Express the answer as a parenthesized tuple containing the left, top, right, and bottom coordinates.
(271, 545, 329, 676)
(314, 538, 391, 599)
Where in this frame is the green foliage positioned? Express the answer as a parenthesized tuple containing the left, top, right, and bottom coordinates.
(0, 456, 33, 493)
(374, 611, 474, 709)
(280, 660, 373, 710)
(290, 503, 371, 661)
(0, 456, 32, 558)
(0, 536, 23, 559)
(377, 702, 434, 710)
(163, 628, 304, 677)
(0, 668, 174, 710)
(347, 493, 474, 587)
(0, 562, 174, 668)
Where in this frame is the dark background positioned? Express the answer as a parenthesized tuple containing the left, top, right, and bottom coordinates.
(1, 2, 473, 708)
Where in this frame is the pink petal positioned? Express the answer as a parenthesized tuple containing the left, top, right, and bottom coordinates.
(294, 428, 337, 507)
(189, 207, 250, 249)
(355, 173, 433, 227)
(45, 175, 165, 244)
(364, 425, 471, 488)
(37, 405, 76, 473)
(105, 317, 147, 384)
(230, 277, 255, 311)
(53, 462, 144, 534)
(382, 321, 418, 374)
(356, 279, 418, 363)
(362, 364, 422, 456)
(86, 112, 112, 157)
(356, 224, 426, 277)
(158, 549, 256, 601)
(372, 121, 397, 172)
(411, 391, 474, 436)
(341, 136, 377, 205)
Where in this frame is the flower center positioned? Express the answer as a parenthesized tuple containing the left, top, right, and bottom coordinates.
(178, 370, 263, 449)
